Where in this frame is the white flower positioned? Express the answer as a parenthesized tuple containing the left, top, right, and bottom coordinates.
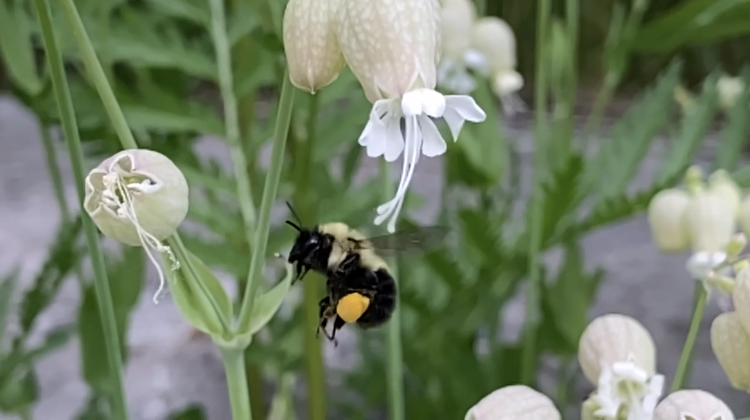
(578, 314, 663, 420)
(84, 149, 188, 302)
(717, 75, 745, 111)
(337, 0, 486, 232)
(471, 17, 525, 114)
(436, 0, 481, 94)
(589, 357, 664, 420)
(282, 0, 345, 93)
(464, 385, 561, 420)
(655, 389, 735, 420)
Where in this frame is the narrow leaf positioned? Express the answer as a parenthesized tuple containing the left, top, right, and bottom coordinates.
(244, 262, 293, 335)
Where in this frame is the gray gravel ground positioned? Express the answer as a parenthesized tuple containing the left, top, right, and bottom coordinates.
(1, 92, 748, 419)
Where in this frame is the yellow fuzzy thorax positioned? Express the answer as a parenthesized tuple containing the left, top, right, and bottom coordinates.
(336, 293, 371, 323)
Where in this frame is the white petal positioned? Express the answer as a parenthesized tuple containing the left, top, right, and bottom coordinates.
(443, 95, 486, 140)
(419, 115, 447, 157)
(383, 117, 404, 162)
(419, 89, 446, 118)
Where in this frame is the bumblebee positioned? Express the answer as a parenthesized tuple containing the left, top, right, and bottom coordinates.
(284, 202, 449, 345)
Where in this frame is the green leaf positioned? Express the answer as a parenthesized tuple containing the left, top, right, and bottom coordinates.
(165, 249, 233, 337)
(655, 72, 719, 184)
(0, 365, 39, 414)
(242, 262, 293, 335)
(632, 0, 750, 52)
(78, 248, 144, 393)
(0, 271, 18, 348)
(584, 62, 682, 200)
(713, 69, 750, 171)
(0, 0, 43, 96)
(19, 218, 83, 336)
(540, 242, 604, 356)
(537, 153, 585, 245)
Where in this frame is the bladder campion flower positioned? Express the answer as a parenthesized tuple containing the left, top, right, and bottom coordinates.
(471, 17, 525, 114)
(436, 0, 481, 94)
(647, 187, 690, 253)
(710, 310, 750, 392)
(464, 385, 561, 420)
(654, 389, 734, 420)
(716, 74, 745, 111)
(84, 149, 188, 302)
(578, 314, 663, 420)
(282, 0, 345, 93)
(337, 0, 486, 232)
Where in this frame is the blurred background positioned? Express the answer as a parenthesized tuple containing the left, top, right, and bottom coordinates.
(1, 0, 750, 418)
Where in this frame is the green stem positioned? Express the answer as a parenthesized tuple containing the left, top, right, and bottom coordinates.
(292, 94, 327, 420)
(208, 0, 257, 245)
(38, 122, 85, 287)
(382, 160, 405, 420)
(221, 348, 252, 420)
(520, 0, 552, 385)
(58, 0, 138, 150)
(671, 281, 707, 391)
(237, 75, 296, 331)
(33, 1, 128, 419)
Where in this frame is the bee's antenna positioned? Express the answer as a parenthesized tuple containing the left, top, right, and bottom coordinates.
(285, 201, 304, 227)
(285, 220, 302, 231)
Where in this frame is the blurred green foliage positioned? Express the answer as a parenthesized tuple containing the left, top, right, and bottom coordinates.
(0, 0, 749, 419)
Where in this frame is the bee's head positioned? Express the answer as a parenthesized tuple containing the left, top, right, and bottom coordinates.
(286, 221, 329, 266)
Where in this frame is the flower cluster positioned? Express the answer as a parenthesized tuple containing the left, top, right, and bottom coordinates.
(283, 0, 487, 232)
(435, 0, 525, 114)
(465, 313, 735, 419)
(647, 166, 744, 281)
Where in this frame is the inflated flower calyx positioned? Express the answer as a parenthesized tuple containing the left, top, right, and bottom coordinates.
(84, 149, 188, 302)
(737, 194, 750, 239)
(708, 170, 742, 217)
(654, 389, 734, 420)
(578, 314, 656, 384)
(282, 0, 345, 93)
(710, 311, 750, 392)
(683, 180, 736, 255)
(463, 385, 561, 420)
(730, 267, 750, 348)
(84, 149, 188, 246)
(717, 75, 745, 111)
(647, 187, 690, 253)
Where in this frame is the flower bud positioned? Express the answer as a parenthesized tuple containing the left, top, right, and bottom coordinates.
(282, 0, 346, 93)
(654, 389, 734, 420)
(647, 188, 690, 253)
(578, 314, 656, 385)
(464, 385, 560, 420)
(708, 170, 741, 217)
(710, 311, 750, 392)
(683, 189, 736, 254)
(84, 149, 188, 246)
(440, 0, 476, 62)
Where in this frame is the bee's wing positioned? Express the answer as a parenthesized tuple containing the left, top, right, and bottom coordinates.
(354, 226, 451, 256)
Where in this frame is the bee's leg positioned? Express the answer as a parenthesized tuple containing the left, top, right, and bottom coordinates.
(293, 264, 310, 284)
(316, 296, 336, 341)
(330, 316, 346, 347)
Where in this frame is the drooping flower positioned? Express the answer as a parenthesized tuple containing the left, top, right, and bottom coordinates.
(578, 314, 664, 420)
(436, 0, 482, 94)
(471, 17, 525, 114)
(337, 0, 486, 232)
(282, 0, 345, 93)
(655, 389, 735, 420)
(647, 187, 691, 253)
(464, 385, 561, 420)
(84, 149, 188, 302)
